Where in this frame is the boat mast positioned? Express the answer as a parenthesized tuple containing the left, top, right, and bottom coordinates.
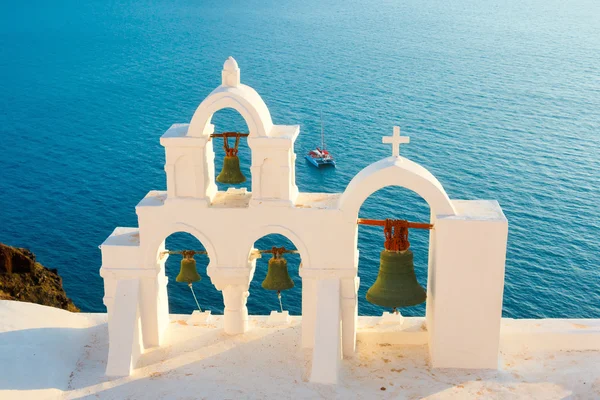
(320, 112, 325, 150)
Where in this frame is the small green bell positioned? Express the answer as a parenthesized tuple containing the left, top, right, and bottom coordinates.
(176, 254, 201, 284)
(262, 254, 294, 291)
(217, 155, 246, 184)
(366, 249, 426, 309)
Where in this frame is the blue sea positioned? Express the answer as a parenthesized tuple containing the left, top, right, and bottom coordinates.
(1, 0, 599, 318)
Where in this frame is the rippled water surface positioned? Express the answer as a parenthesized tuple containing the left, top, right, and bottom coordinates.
(1, 0, 599, 317)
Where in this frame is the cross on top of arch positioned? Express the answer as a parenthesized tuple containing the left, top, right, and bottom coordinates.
(382, 126, 410, 157)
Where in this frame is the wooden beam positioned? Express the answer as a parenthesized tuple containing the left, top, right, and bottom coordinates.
(357, 218, 433, 230)
(210, 131, 250, 138)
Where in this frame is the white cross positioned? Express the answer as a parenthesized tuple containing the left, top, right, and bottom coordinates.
(382, 126, 410, 157)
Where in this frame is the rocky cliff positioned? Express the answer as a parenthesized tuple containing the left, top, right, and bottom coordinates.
(0, 243, 79, 312)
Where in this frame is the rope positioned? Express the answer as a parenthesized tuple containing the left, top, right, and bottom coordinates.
(182, 250, 196, 260)
(270, 246, 286, 259)
(188, 283, 202, 312)
(223, 133, 241, 157)
(384, 219, 410, 251)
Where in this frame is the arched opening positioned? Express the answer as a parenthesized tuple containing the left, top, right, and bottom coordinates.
(161, 232, 222, 314)
(210, 107, 252, 192)
(246, 233, 303, 315)
(357, 186, 431, 317)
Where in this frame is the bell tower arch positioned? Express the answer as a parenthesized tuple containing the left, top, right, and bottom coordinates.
(161, 57, 299, 206)
(188, 57, 273, 139)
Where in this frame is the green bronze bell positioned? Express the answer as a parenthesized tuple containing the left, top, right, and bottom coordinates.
(217, 155, 246, 184)
(176, 254, 201, 284)
(366, 249, 426, 309)
(262, 254, 294, 291)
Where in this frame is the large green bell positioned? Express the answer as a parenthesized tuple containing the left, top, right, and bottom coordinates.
(176, 256, 201, 284)
(262, 255, 295, 291)
(217, 155, 246, 184)
(366, 249, 426, 309)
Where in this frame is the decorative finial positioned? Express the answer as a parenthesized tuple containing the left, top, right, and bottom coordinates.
(222, 56, 240, 87)
(223, 56, 239, 71)
(382, 126, 409, 157)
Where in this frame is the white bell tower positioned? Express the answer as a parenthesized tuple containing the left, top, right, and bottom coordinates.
(160, 57, 299, 207)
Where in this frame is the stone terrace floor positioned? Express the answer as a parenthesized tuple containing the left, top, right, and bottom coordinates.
(1, 301, 599, 399)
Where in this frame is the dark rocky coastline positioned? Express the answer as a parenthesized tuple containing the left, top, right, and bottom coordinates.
(0, 243, 79, 312)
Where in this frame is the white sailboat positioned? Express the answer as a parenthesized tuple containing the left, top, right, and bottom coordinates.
(305, 113, 336, 168)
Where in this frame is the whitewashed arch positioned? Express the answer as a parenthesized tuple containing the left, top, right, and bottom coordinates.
(144, 222, 218, 269)
(187, 85, 274, 138)
(338, 156, 456, 219)
(241, 224, 311, 269)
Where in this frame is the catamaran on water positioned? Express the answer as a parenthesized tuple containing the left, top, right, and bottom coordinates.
(305, 114, 336, 168)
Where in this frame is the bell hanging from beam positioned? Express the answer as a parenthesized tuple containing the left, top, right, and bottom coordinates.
(176, 251, 201, 284)
(216, 133, 246, 184)
(261, 248, 295, 292)
(365, 220, 427, 309)
(366, 249, 426, 308)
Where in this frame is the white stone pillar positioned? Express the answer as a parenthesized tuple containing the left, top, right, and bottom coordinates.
(160, 124, 215, 205)
(154, 255, 170, 345)
(139, 277, 159, 347)
(310, 278, 342, 384)
(164, 164, 176, 198)
(101, 272, 117, 323)
(341, 276, 359, 356)
(428, 200, 508, 369)
(105, 279, 144, 376)
(137, 248, 167, 348)
(222, 285, 250, 334)
(301, 268, 357, 353)
(301, 276, 317, 348)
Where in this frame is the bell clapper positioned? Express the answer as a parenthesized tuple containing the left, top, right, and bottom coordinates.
(188, 283, 202, 313)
